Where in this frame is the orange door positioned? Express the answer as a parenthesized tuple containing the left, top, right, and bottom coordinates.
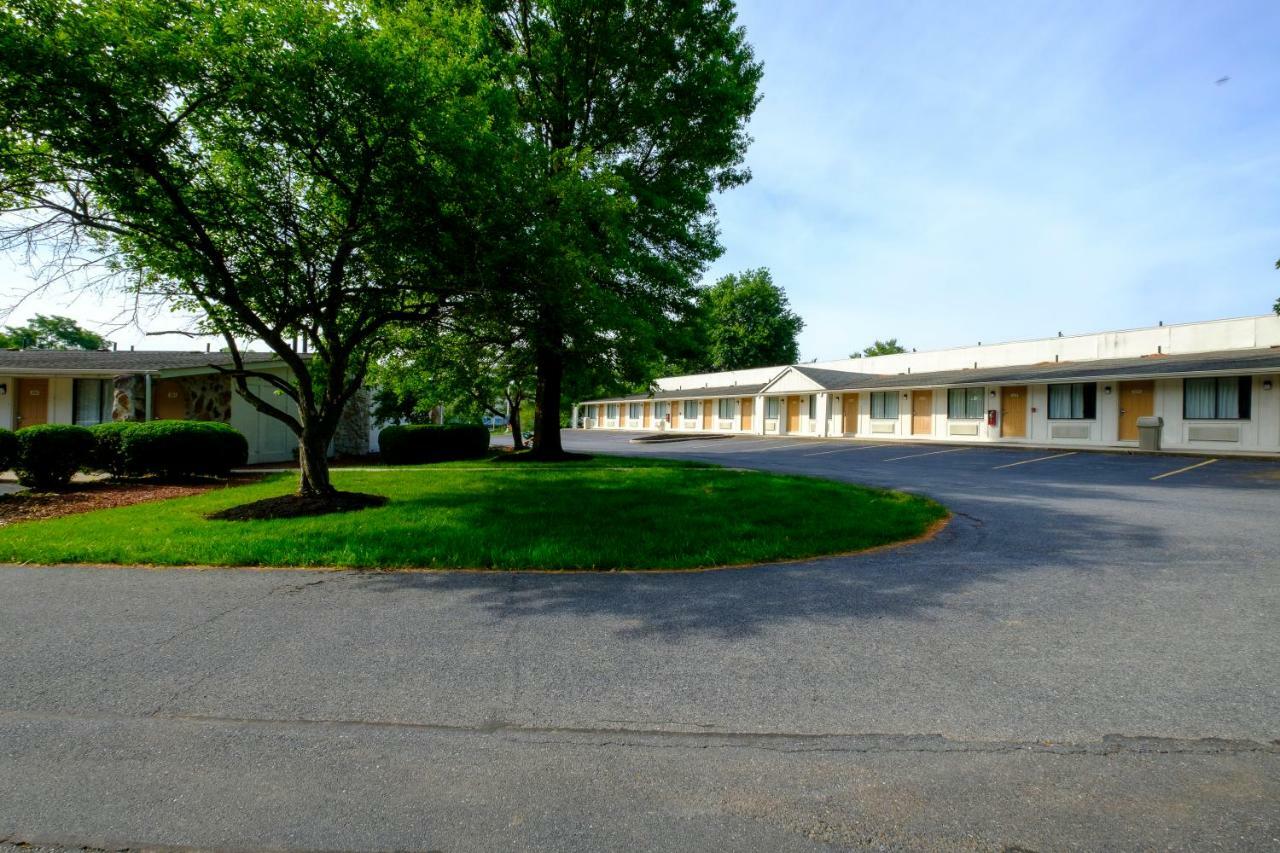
(911, 390, 933, 435)
(702, 400, 713, 429)
(15, 378, 48, 428)
(643, 402, 652, 428)
(842, 393, 859, 434)
(1118, 380, 1154, 441)
(152, 379, 188, 420)
(739, 397, 754, 431)
(786, 396, 801, 432)
(1000, 386, 1027, 438)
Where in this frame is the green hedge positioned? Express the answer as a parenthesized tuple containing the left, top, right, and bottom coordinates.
(118, 420, 249, 479)
(87, 420, 248, 479)
(15, 424, 94, 489)
(88, 421, 136, 478)
(0, 428, 16, 472)
(379, 424, 489, 465)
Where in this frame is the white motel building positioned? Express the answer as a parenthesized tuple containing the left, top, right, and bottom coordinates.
(573, 314, 1280, 456)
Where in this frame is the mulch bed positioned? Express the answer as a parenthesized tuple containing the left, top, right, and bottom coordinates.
(206, 491, 388, 521)
(0, 476, 262, 525)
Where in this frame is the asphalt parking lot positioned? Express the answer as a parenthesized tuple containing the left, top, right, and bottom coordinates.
(566, 429, 1280, 492)
(1, 430, 1277, 851)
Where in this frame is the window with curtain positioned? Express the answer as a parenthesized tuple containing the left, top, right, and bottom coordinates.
(807, 395, 815, 419)
(717, 398, 733, 419)
(1047, 383, 1096, 419)
(870, 391, 899, 419)
(765, 397, 780, 419)
(72, 379, 112, 426)
(683, 400, 699, 420)
(1184, 377, 1250, 420)
(947, 387, 985, 419)
(606, 403, 618, 419)
(628, 402, 641, 419)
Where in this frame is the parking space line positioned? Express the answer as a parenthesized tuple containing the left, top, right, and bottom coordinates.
(882, 447, 970, 462)
(992, 451, 1077, 470)
(659, 439, 740, 450)
(730, 441, 825, 453)
(804, 443, 890, 456)
(1150, 458, 1218, 481)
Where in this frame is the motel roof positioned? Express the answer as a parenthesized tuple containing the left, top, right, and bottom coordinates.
(0, 350, 285, 376)
(580, 347, 1280, 403)
(809, 347, 1280, 391)
(578, 382, 771, 405)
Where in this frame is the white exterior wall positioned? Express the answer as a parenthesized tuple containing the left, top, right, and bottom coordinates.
(1156, 374, 1279, 453)
(1, 375, 76, 429)
(230, 374, 300, 464)
(0, 376, 13, 429)
(578, 316, 1280, 455)
(809, 314, 1280, 376)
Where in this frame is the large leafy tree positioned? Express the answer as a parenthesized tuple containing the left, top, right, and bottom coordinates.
(0, 0, 509, 497)
(372, 316, 535, 449)
(485, 0, 762, 457)
(696, 268, 803, 371)
(0, 314, 108, 350)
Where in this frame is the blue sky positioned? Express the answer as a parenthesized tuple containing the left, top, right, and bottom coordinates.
(2, 0, 1278, 358)
(708, 0, 1280, 360)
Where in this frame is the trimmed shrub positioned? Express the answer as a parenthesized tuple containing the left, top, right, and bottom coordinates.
(378, 424, 489, 465)
(0, 428, 16, 472)
(119, 420, 249, 479)
(89, 421, 136, 478)
(15, 424, 95, 490)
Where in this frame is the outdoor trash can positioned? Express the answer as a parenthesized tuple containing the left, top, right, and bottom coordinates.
(1137, 415, 1163, 451)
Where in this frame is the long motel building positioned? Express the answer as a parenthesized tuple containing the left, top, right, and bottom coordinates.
(572, 314, 1280, 456)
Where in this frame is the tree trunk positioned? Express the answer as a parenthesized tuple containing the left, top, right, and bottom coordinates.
(297, 425, 337, 497)
(530, 342, 565, 458)
(509, 395, 525, 451)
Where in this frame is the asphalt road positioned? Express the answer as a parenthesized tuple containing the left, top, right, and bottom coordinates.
(1, 431, 1277, 851)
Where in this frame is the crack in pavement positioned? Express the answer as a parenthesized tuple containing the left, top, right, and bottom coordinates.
(0, 709, 1274, 757)
(15, 574, 348, 706)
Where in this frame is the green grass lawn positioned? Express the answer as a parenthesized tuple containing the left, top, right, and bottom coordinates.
(0, 457, 946, 570)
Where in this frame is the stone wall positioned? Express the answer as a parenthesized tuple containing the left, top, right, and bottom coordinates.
(110, 373, 232, 422)
(183, 374, 232, 421)
(111, 374, 145, 421)
(334, 387, 371, 456)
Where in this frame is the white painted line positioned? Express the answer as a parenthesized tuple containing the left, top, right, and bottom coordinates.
(804, 443, 890, 456)
(651, 439, 734, 450)
(882, 447, 970, 462)
(992, 451, 1078, 470)
(1150, 458, 1218, 481)
(699, 438, 774, 449)
(729, 441, 824, 453)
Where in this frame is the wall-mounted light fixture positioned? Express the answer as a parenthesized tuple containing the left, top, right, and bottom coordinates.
(1103, 385, 1113, 395)
(0, 382, 6, 396)
(990, 390, 997, 398)
(1264, 380, 1274, 391)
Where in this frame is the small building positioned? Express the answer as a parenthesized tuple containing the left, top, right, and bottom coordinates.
(0, 350, 371, 464)
(574, 314, 1280, 456)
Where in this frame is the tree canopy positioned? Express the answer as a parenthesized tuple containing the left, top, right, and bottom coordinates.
(483, 0, 762, 456)
(0, 0, 513, 495)
(0, 314, 107, 350)
(851, 339, 908, 358)
(695, 268, 803, 372)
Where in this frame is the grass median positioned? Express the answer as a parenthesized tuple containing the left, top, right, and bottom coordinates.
(0, 457, 946, 570)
